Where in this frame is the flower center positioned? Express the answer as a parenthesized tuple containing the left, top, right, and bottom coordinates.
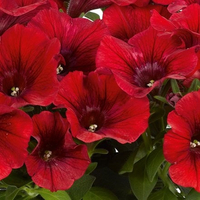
(56, 64, 64, 74)
(1, 73, 26, 97)
(43, 150, 53, 161)
(10, 87, 20, 97)
(80, 109, 105, 133)
(190, 139, 200, 148)
(147, 80, 155, 87)
(133, 62, 165, 88)
(88, 124, 98, 132)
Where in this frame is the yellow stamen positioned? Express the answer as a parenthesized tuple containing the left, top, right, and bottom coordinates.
(147, 80, 155, 87)
(11, 87, 20, 97)
(43, 150, 52, 161)
(190, 139, 200, 148)
(57, 64, 64, 74)
(88, 124, 98, 132)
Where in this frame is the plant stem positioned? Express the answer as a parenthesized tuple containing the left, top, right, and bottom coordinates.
(142, 128, 153, 153)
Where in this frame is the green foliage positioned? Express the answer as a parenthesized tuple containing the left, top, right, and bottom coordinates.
(37, 188, 71, 200)
(86, 162, 98, 174)
(186, 189, 200, 200)
(149, 103, 165, 124)
(171, 79, 181, 94)
(84, 12, 100, 21)
(5, 185, 20, 200)
(146, 145, 165, 182)
(148, 187, 177, 200)
(66, 174, 96, 200)
(83, 187, 118, 200)
(187, 78, 200, 93)
(129, 157, 157, 200)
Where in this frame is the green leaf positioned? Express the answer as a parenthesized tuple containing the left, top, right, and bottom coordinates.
(149, 104, 165, 124)
(20, 106, 34, 112)
(129, 157, 157, 200)
(153, 96, 169, 104)
(0, 190, 6, 200)
(66, 174, 96, 200)
(170, 79, 180, 94)
(84, 12, 100, 21)
(133, 142, 147, 164)
(146, 146, 165, 182)
(91, 167, 132, 199)
(92, 148, 109, 155)
(116, 151, 136, 175)
(187, 78, 200, 93)
(109, 151, 136, 174)
(37, 188, 71, 200)
(4, 167, 32, 187)
(83, 187, 118, 200)
(5, 185, 20, 200)
(148, 187, 177, 200)
(186, 189, 200, 200)
(86, 162, 98, 174)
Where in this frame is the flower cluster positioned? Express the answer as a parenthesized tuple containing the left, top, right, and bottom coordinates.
(1, 0, 200, 199)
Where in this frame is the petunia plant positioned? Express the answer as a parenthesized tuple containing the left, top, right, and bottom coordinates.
(2, 0, 200, 199)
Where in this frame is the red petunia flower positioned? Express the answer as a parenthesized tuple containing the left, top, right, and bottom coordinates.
(0, 105, 33, 180)
(25, 111, 90, 192)
(168, 0, 200, 13)
(0, 24, 60, 108)
(164, 90, 200, 192)
(151, 4, 200, 34)
(0, 0, 56, 35)
(96, 27, 198, 98)
(151, 4, 200, 69)
(103, 3, 170, 42)
(54, 71, 150, 144)
(0, 0, 54, 16)
(28, 9, 109, 80)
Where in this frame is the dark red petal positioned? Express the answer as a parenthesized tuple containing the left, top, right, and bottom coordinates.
(63, 18, 109, 73)
(165, 47, 198, 78)
(128, 27, 184, 63)
(0, 105, 32, 179)
(32, 111, 68, 141)
(96, 35, 140, 73)
(0, 0, 51, 16)
(167, 112, 191, 140)
(168, 0, 199, 13)
(111, 0, 150, 6)
(170, 4, 200, 33)
(152, 0, 174, 5)
(103, 4, 169, 41)
(150, 10, 176, 32)
(111, 0, 137, 6)
(27, 9, 71, 40)
(164, 129, 190, 163)
(172, 90, 200, 124)
(169, 154, 200, 191)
